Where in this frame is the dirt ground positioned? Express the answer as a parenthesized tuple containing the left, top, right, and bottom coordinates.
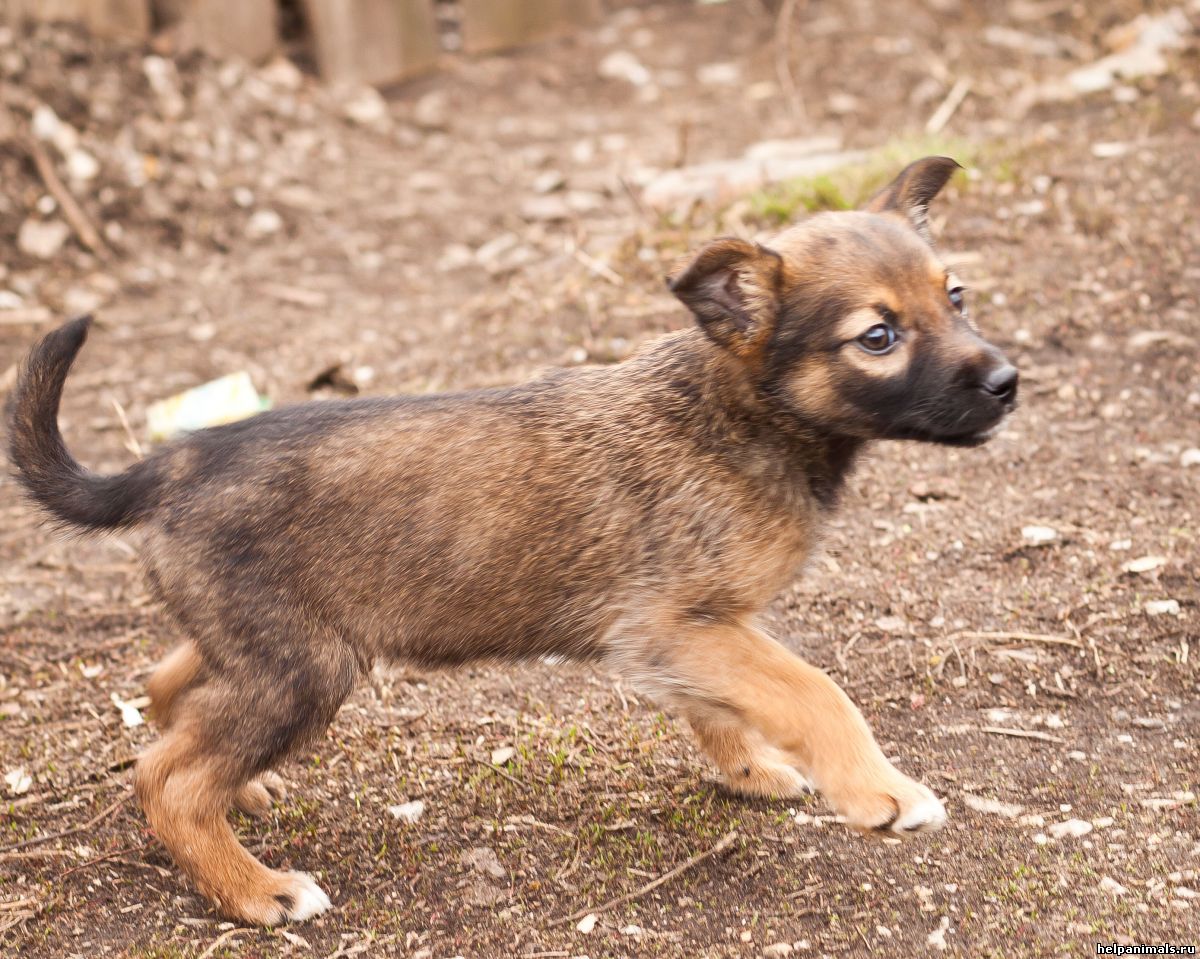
(1, 1, 1198, 957)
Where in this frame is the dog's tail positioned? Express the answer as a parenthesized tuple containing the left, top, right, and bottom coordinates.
(7, 317, 162, 531)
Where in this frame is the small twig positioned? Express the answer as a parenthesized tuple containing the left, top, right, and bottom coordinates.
(57, 843, 144, 878)
(109, 397, 143, 459)
(474, 758, 530, 788)
(925, 78, 972, 135)
(23, 132, 109, 258)
(0, 792, 131, 854)
(568, 242, 623, 287)
(198, 926, 252, 959)
(774, 0, 807, 124)
(555, 829, 738, 925)
(0, 849, 75, 862)
(980, 726, 1065, 744)
(951, 630, 1082, 649)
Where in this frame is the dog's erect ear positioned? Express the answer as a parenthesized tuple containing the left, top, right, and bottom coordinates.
(669, 237, 783, 360)
(864, 156, 962, 244)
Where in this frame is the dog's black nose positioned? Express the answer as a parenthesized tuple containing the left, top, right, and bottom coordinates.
(981, 363, 1019, 406)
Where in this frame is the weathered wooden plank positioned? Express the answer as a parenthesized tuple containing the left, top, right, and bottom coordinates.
(302, 0, 439, 87)
(460, 0, 597, 55)
(83, 0, 150, 38)
(0, 0, 151, 36)
(0, 0, 84, 24)
(176, 0, 277, 62)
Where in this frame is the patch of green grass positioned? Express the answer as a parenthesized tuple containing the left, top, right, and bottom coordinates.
(746, 134, 986, 224)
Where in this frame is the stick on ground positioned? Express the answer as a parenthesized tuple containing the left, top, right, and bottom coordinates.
(0, 792, 131, 854)
(555, 829, 738, 925)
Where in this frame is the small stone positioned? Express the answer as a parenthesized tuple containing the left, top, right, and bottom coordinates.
(490, 746, 515, 766)
(519, 195, 571, 222)
(4, 767, 31, 796)
(461, 846, 506, 879)
(1048, 818, 1092, 840)
(697, 62, 740, 86)
(246, 209, 283, 238)
(1144, 599, 1180, 617)
(342, 86, 389, 126)
(1181, 448, 1200, 467)
(413, 90, 450, 129)
(65, 149, 99, 182)
(576, 913, 597, 934)
(1021, 525, 1058, 546)
(763, 944, 793, 957)
(926, 917, 950, 951)
(388, 799, 425, 823)
(532, 170, 565, 194)
(961, 794, 1024, 818)
(599, 50, 652, 87)
(17, 219, 71, 259)
(259, 56, 303, 90)
(110, 693, 144, 727)
(1122, 555, 1166, 574)
(1099, 876, 1128, 896)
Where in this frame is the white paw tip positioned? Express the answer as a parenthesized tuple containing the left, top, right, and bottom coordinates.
(285, 873, 331, 921)
(892, 794, 947, 833)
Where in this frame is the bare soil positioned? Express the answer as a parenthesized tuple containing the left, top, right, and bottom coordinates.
(1, 2, 1197, 957)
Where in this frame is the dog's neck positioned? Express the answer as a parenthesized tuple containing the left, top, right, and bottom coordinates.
(642, 331, 864, 510)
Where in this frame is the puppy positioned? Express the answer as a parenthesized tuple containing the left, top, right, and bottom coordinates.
(8, 157, 1017, 924)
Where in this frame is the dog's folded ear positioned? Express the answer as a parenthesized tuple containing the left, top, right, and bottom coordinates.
(668, 237, 783, 361)
(864, 155, 962, 244)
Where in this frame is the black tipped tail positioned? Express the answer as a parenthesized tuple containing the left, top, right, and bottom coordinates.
(7, 317, 160, 531)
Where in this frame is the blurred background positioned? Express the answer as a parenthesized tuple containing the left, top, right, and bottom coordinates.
(1, 1, 1197, 956)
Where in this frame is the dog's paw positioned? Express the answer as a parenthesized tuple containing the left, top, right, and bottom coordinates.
(234, 772, 288, 818)
(276, 871, 332, 922)
(222, 870, 332, 925)
(825, 772, 946, 837)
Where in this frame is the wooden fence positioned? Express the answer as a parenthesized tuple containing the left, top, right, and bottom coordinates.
(0, 0, 601, 86)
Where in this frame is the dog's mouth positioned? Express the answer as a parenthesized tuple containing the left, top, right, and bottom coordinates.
(893, 408, 1014, 447)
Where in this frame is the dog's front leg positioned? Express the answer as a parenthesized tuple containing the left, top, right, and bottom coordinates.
(627, 620, 946, 835)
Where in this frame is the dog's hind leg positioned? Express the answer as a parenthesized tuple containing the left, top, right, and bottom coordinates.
(135, 640, 358, 924)
(147, 641, 290, 819)
(147, 641, 203, 727)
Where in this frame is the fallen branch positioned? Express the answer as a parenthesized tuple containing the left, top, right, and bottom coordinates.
(951, 630, 1083, 649)
(23, 132, 110, 258)
(773, 0, 807, 123)
(0, 792, 131, 854)
(57, 843, 145, 879)
(980, 726, 1065, 744)
(0, 849, 75, 862)
(925, 78, 972, 135)
(555, 829, 738, 925)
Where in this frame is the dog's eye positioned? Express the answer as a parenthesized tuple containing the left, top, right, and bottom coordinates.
(857, 323, 897, 354)
(948, 286, 966, 312)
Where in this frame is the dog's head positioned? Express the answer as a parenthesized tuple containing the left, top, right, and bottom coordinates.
(669, 156, 1017, 447)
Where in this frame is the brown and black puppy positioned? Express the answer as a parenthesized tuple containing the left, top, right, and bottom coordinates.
(8, 157, 1017, 925)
